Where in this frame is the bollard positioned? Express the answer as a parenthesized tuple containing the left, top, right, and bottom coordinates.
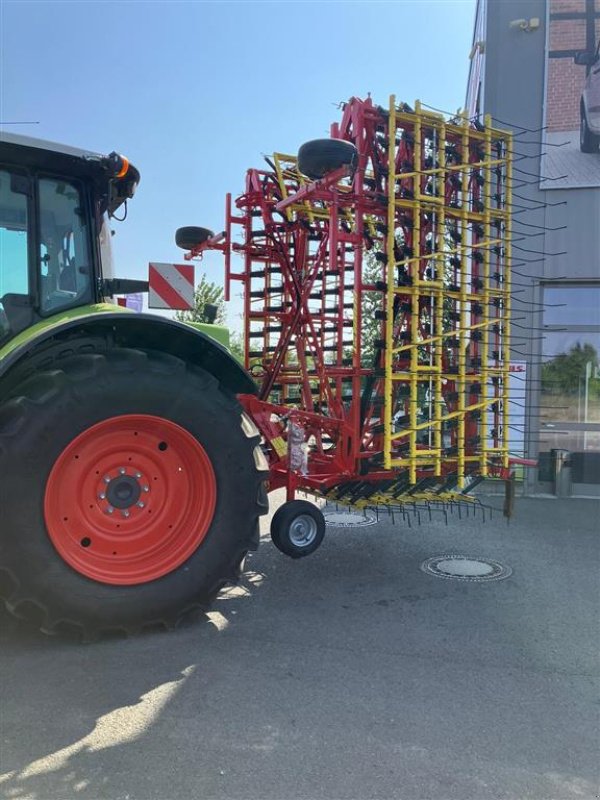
(552, 449, 572, 497)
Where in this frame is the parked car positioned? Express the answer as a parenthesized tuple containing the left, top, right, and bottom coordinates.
(575, 41, 600, 152)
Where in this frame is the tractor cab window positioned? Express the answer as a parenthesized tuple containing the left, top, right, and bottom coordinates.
(0, 169, 29, 340)
(38, 177, 92, 314)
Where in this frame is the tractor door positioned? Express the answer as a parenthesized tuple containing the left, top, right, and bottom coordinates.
(0, 168, 96, 343)
(38, 175, 94, 314)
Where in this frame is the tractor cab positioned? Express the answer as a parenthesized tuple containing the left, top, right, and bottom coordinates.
(0, 133, 139, 343)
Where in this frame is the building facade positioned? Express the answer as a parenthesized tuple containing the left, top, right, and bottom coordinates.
(467, 0, 600, 496)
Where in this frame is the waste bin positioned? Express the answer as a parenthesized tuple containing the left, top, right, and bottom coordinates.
(552, 449, 572, 497)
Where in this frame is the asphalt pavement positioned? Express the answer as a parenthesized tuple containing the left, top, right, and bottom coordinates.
(0, 494, 599, 800)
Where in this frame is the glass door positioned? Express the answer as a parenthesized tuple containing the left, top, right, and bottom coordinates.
(538, 285, 600, 496)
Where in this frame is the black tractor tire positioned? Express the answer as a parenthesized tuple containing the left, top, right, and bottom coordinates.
(175, 226, 214, 251)
(297, 139, 358, 181)
(270, 500, 325, 559)
(0, 347, 268, 639)
(580, 102, 600, 153)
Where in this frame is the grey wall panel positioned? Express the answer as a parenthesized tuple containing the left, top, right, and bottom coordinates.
(481, 0, 599, 491)
(544, 191, 600, 279)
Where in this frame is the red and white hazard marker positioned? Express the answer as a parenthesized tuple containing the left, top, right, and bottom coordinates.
(148, 263, 195, 310)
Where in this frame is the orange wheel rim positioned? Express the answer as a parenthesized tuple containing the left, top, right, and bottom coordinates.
(44, 415, 217, 585)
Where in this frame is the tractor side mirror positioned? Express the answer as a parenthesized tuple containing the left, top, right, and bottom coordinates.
(204, 304, 218, 324)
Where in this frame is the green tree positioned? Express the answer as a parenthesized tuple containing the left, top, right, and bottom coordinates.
(174, 275, 226, 325)
(361, 250, 385, 366)
(542, 342, 599, 395)
(229, 331, 244, 364)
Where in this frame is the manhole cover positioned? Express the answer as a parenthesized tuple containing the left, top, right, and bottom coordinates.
(421, 555, 512, 582)
(323, 509, 378, 528)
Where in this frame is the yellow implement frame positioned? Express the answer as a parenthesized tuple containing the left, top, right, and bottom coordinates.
(382, 97, 512, 488)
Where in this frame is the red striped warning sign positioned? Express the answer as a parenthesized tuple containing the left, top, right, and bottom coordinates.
(148, 263, 195, 310)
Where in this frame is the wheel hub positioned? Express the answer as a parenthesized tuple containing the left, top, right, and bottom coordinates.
(289, 514, 318, 547)
(44, 414, 217, 585)
(105, 473, 142, 510)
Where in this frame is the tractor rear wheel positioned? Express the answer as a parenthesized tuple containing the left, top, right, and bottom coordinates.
(0, 347, 267, 638)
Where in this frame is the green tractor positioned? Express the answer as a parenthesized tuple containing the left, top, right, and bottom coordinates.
(0, 133, 268, 638)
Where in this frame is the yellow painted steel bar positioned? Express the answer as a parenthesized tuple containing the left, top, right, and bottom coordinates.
(394, 157, 508, 181)
(383, 95, 397, 471)
(393, 237, 504, 268)
(390, 455, 485, 465)
(502, 131, 513, 470)
(273, 154, 296, 223)
(433, 117, 446, 477)
(480, 114, 493, 476)
(409, 100, 423, 484)
(393, 365, 442, 373)
(392, 316, 510, 355)
(273, 153, 317, 223)
(456, 112, 470, 487)
(393, 109, 497, 139)
(394, 285, 506, 299)
(389, 455, 483, 467)
(390, 368, 507, 381)
(390, 395, 506, 439)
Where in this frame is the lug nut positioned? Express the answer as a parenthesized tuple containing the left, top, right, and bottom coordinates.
(99, 493, 106, 500)
(122, 510, 130, 518)
(137, 501, 145, 509)
(103, 475, 111, 484)
(135, 472, 143, 479)
(142, 486, 150, 493)
(119, 468, 127, 475)
(106, 507, 114, 515)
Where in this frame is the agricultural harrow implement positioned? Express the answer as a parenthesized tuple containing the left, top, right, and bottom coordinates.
(179, 95, 519, 557)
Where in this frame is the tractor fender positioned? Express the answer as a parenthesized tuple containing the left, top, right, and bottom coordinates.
(0, 312, 257, 397)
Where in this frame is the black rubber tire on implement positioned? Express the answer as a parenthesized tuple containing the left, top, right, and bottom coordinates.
(580, 102, 600, 153)
(0, 347, 267, 639)
(297, 139, 358, 181)
(175, 226, 214, 250)
(270, 500, 325, 559)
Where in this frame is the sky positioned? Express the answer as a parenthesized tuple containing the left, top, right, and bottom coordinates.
(0, 0, 476, 329)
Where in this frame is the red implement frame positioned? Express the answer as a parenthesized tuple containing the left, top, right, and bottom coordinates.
(186, 97, 516, 508)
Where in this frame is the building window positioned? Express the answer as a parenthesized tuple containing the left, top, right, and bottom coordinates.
(539, 284, 600, 489)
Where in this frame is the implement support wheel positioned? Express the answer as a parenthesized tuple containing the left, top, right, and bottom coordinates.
(270, 500, 326, 559)
(297, 139, 358, 181)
